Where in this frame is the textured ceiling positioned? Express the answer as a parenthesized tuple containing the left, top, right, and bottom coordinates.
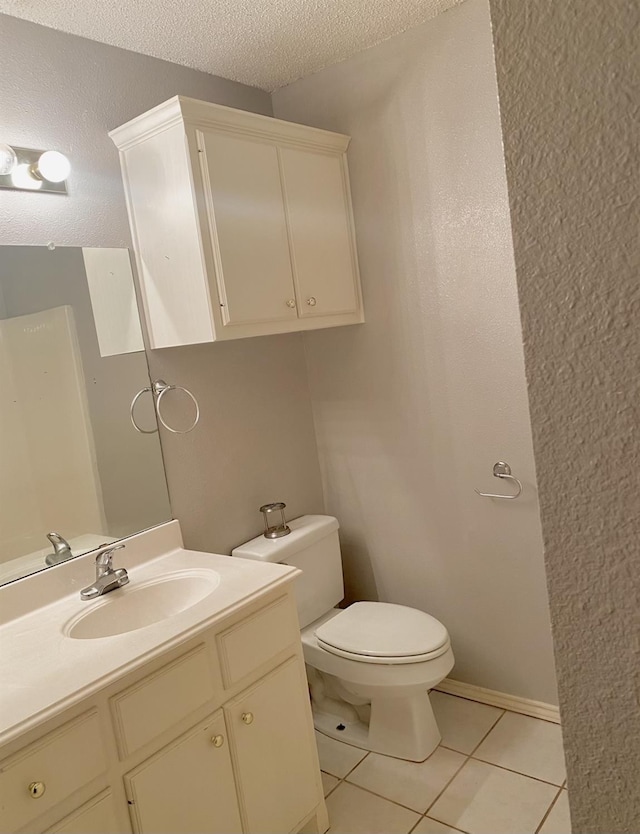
(0, 0, 463, 91)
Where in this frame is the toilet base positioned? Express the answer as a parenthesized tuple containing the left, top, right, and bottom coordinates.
(311, 689, 441, 762)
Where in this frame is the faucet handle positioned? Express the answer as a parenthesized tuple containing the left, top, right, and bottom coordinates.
(47, 531, 71, 555)
(95, 542, 125, 566)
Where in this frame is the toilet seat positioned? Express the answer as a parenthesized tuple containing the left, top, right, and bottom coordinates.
(315, 602, 450, 665)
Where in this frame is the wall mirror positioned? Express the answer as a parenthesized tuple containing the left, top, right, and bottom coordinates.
(0, 245, 172, 586)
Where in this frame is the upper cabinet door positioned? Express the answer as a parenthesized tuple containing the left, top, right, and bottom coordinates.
(198, 131, 298, 328)
(280, 148, 360, 318)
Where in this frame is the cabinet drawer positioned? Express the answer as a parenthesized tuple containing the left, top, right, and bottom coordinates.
(47, 790, 122, 834)
(217, 596, 298, 688)
(0, 711, 106, 833)
(111, 645, 215, 759)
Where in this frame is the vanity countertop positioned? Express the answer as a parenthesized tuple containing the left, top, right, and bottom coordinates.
(0, 522, 297, 747)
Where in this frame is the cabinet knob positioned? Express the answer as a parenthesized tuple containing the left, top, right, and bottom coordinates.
(306, 297, 317, 307)
(286, 299, 297, 309)
(241, 712, 254, 725)
(28, 782, 46, 799)
(211, 734, 225, 747)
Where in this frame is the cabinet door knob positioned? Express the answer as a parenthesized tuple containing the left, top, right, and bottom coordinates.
(306, 297, 317, 307)
(241, 712, 254, 725)
(28, 782, 46, 799)
(211, 734, 225, 747)
(286, 299, 297, 309)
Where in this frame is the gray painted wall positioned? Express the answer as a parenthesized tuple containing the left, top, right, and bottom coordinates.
(489, 0, 640, 830)
(0, 14, 325, 554)
(274, 0, 558, 705)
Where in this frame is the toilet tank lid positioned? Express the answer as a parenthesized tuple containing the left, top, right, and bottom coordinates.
(231, 514, 339, 562)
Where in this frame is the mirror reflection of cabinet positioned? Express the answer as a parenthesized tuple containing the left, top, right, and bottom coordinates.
(82, 248, 144, 357)
(110, 96, 364, 349)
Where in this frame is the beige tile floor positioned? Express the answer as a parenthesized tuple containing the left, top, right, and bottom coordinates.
(315, 692, 569, 834)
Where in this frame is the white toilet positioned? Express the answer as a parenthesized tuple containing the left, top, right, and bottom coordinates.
(232, 515, 454, 762)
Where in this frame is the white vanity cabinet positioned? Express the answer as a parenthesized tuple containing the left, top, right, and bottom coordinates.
(110, 96, 364, 348)
(0, 587, 328, 834)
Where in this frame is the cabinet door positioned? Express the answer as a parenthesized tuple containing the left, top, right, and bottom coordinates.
(280, 148, 359, 318)
(47, 791, 123, 834)
(198, 131, 298, 327)
(226, 658, 320, 833)
(124, 711, 242, 834)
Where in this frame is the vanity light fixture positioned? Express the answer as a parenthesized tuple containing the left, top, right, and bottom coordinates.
(0, 144, 70, 193)
(0, 143, 17, 175)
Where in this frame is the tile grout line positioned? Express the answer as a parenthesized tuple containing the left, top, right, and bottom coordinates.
(342, 749, 370, 779)
(467, 754, 566, 788)
(323, 736, 471, 821)
(325, 755, 557, 834)
(437, 704, 566, 788)
(534, 784, 565, 834)
(418, 702, 508, 822)
(320, 747, 370, 801)
(419, 752, 473, 827)
(322, 745, 564, 828)
(321, 772, 341, 800)
(467, 708, 507, 757)
(408, 808, 471, 834)
(465, 703, 567, 788)
(339, 773, 441, 816)
(407, 702, 562, 827)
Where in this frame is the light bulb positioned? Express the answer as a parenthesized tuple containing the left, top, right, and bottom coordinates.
(11, 163, 42, 190)
(36, 150, 70, 183)
(0, 143, 17, 176)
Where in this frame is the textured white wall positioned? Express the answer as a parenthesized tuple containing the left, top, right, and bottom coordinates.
(274, 0, 558, 703)
(0, 15, 325, 555)
(489, 0, 640, 829)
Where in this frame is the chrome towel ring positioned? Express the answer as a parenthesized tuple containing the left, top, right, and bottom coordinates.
(130, 386, 156, 434)
(475, 461, 523, 500)
(130, 379, 200, 435)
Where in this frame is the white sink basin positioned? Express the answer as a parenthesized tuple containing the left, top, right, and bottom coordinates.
(64, 568, 221, 639)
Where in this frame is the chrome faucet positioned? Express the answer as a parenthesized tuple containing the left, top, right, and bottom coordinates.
(80, 543, 129, 600)
(45, 532, 73, 566)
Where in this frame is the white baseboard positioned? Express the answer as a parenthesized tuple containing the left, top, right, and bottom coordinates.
(434, 678, 561, 724)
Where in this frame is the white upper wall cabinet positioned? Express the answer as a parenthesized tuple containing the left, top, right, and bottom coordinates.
(110, 97, 364, 348)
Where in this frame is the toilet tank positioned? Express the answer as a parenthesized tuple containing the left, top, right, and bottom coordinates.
(231, 515, 344, 628)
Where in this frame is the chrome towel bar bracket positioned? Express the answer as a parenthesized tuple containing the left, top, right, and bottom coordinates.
(130, 379, 200, 435)
(475, 461, 523, 500)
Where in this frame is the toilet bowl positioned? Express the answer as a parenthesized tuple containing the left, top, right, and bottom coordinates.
(232, 515, 454, 762)
(301, 605, 454, 760)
